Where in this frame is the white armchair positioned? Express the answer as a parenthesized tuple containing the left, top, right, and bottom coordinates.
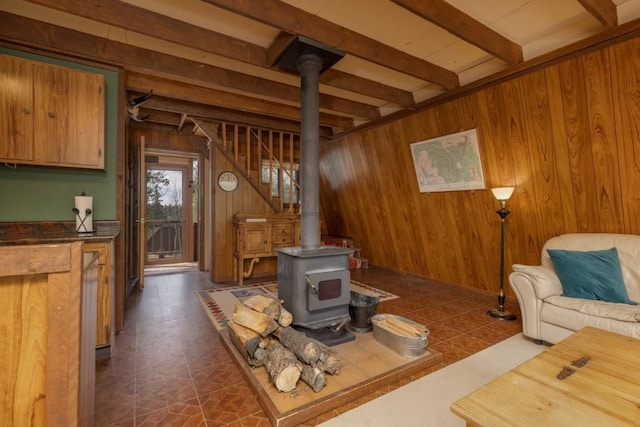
(509, 233, 640, 344)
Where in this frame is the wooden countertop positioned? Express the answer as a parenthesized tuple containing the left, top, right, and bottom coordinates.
(0, 220, 119, 245)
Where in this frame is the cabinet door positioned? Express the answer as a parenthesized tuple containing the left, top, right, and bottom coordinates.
(0, 242, 90, 427)
(0, 55, 34, 161)
(238, 225, 271, 255)
(33, 62, 105, 169)
(83, 242, 112, 348)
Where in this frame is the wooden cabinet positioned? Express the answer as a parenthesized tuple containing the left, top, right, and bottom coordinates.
(84, 241, 113, 349)
(0, 54, 105, 169)
(0, 242, 97, 426)
(0, 54, 33, 161)
(233, 214, 313, 285)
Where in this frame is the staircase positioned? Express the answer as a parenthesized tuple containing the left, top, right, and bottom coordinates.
(190, 118, 301, 213)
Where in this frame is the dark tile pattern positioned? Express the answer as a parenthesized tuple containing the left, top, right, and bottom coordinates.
(95, 266, 523, 426)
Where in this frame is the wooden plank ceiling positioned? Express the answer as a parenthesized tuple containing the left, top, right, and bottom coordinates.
(2, 0, 640, 138)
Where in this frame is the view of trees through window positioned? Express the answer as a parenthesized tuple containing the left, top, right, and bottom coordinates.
(146, 168, 182, 221)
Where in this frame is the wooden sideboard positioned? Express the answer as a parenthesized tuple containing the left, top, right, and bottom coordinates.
(0, 242, 97, 426)
(233, 213, 302, 285)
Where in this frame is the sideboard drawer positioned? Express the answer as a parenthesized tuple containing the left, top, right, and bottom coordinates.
(273, 234, 295, 246)
(273, 223, 295, 235)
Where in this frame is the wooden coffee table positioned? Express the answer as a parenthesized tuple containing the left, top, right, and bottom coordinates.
(450, 327, 640, 426)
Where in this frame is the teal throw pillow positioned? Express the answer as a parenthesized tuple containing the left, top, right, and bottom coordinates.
(547, 247, 635, 305)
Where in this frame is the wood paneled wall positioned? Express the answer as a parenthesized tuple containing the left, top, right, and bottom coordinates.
(319, 35, 640, 295)
(212, 148, 275, 282)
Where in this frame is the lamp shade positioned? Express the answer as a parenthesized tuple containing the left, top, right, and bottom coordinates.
(491, 187, 515, 201)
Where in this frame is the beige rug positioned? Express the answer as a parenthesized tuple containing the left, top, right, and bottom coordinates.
(196, 280, 398, 332)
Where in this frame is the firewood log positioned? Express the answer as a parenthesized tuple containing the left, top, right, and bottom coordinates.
(242, 294, 293, 326)
(242, 294, 281, 319)
(263, 340, 302, 392)
(254, 347, 266, 363)
(300, 365, 327, 393)
(259, 336, 270, 349)
(272, 327, 321, 365)
(232, 302, 278, 337)
(317, 345, 342, 375)
(278, 306, 293, 327)
(227, 321, 264, 366)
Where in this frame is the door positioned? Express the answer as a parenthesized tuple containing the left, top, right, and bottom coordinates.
(129, 139, 201, 289)
(137, 136, 146, 288)
(144, 161, 193, 265)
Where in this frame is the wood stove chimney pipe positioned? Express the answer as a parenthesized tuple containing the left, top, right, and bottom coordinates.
(273, 36, 345, 250)
(297, 53, 323, 249)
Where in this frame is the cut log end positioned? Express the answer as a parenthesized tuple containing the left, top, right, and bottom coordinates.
(301, 365, 327, 393)
(263, 341, 302, 392)
(278, 307, 293, 327)
(274, 366, 301, 392)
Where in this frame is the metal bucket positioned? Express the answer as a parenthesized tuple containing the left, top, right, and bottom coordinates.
(371, 314, 429, 357)
(348, 291, 379, 333)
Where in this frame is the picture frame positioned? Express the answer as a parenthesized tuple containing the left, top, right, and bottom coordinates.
(409, 128, 486, 193)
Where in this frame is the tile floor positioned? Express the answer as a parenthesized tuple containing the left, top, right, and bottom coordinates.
(95, 266, 523, 426)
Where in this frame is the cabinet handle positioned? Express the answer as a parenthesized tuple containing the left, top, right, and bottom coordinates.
(22, 108, 31, 115)
(47, 111, 55, 118)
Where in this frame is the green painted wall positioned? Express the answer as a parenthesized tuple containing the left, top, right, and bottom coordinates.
(0, 48, 119, 221)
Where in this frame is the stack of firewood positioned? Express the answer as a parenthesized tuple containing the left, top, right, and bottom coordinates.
(227, 294, 341, 393)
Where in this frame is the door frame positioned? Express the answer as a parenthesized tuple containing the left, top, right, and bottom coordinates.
(126, 140, 204, 291)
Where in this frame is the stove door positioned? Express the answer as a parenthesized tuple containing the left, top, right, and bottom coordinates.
(305, 269, 350, 311)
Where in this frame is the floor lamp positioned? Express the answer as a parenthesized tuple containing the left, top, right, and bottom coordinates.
(488, 187, 517, 320)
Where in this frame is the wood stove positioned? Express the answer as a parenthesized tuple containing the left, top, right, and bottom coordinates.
(274, 36, 353, 345)
(278, 247, 351, 324)
(278, 246, 353, 345)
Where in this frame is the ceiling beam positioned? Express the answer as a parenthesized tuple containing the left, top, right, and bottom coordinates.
(134, 94, 333, 136)
(390, 0, 523, 64)
(23, 0, 414, 106)
(0, 11, 376, 120)
(202, 0, 459, 89)
(320, 69, 414, 106)
(126, 72, 354, 129)
(267, 31, 414, 106)
(577, 0, 618, 27)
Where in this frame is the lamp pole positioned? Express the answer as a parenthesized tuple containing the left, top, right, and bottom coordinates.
(488, 189, 517, 320)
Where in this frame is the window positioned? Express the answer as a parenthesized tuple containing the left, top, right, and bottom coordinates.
(261, 162, 300, 205)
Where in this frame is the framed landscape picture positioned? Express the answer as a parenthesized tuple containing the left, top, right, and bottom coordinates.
(410, 129, 486, 193)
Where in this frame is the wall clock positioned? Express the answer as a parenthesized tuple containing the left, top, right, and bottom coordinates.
(218, 171, 239, 192)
